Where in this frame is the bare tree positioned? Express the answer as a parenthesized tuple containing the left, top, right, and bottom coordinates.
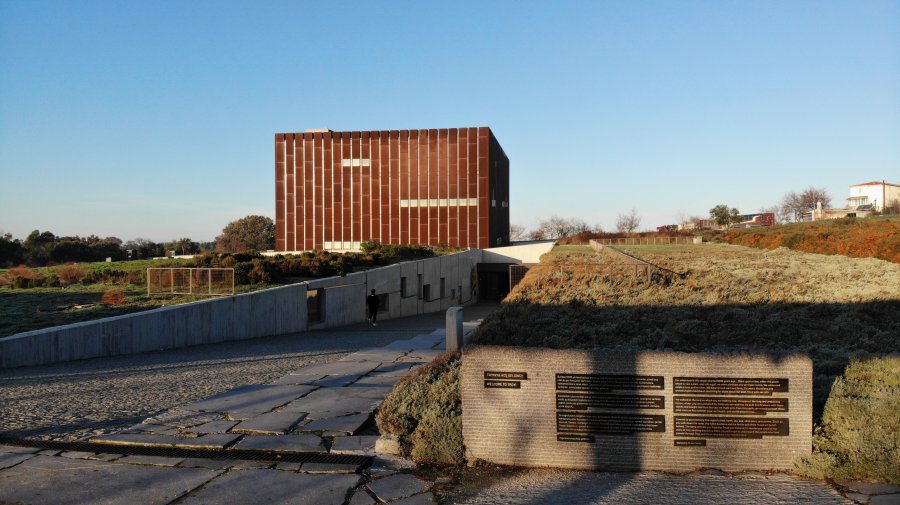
(568, 218, 591, 236)
(779, 187, 832, 223)
(528, 228, 548, 240)
(615, 209, 642, 234)
(509, 224, 528, 241)
(532, 216, 591, 239)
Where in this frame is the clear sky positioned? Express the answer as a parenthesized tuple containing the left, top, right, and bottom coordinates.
(1, 0, 898, 242)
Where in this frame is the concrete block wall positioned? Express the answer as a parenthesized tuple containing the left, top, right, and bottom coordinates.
(1, 250, 482, 368)
(461, 346, 812, 472)
(304, 249, 482, 329)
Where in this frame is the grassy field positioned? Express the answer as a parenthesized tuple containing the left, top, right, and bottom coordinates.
(379, 243, 900, 481)
(0, 282, 277, 337)
(0, 258, 284, 337)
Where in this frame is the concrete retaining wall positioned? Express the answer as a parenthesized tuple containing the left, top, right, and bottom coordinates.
(0, 250, 482, 369)
(481, 241, 556, 265)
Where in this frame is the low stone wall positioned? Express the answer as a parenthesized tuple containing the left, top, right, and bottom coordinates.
(461, 346, 812, 472)
(0, 250, 482, 369)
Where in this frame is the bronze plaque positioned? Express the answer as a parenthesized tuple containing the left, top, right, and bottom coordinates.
(557, 412, 666, 435)
(674, 416, 789, 439)
(674, 396, 788, 415)
(558, 434, 595, 443)
(674, 377, 788, 396)
(485, 380, 520, 389)
(557, 392, 664, 411)
(485, 371, 528, 380)
(556, 373, 664, 392)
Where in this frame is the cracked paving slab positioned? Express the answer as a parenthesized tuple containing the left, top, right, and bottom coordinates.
(281, 387, 385, 418)
(232, 434, 326, 453)
(181, 384, 318, 414)
(0, 455, 220, 505)
(232, 411, 307, 435)
(89, 432, 242, 450)
(368, 473, 432, 503)
(175, 468, 362, 505)
(299, 412, 371, 436)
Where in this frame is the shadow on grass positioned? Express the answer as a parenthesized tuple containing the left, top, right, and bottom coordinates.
(0, 289, 149, 337)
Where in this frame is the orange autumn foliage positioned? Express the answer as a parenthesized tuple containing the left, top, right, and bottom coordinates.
(101, 289, 128, 306)
(722, 217, 900, 263)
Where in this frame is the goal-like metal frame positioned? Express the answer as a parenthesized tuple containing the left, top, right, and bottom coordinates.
(146, 268, 235, 297)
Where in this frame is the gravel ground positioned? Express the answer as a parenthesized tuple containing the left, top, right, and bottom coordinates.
(445, 467, 852, 505)
(0, 324, 437, 441)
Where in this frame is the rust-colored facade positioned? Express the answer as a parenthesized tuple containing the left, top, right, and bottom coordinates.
(275, 127, 509, 251)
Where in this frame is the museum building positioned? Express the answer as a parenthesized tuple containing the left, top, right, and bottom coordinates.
(275, 127, 509, 251)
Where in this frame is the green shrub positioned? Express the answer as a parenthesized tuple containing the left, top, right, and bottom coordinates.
(43, 273, 60, 287)
(376, 353, 465, 465)
(360, 240, 435, 260)
(248, 258, 273, 284)
(233, 261, 252, 284)
(796, 356, 900, 484)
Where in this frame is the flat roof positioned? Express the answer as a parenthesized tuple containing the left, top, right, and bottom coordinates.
(851, 180, 900, 187)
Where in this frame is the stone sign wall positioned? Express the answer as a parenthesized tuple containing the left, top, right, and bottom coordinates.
(461, 346, 812, 471)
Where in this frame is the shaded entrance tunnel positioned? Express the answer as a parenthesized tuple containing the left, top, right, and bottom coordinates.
(478, 263, 529, 301)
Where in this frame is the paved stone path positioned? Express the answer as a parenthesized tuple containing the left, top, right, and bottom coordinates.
(0, 306, 497, 504)
(0, 308, 488, 441)
(1, 302, 894, 504)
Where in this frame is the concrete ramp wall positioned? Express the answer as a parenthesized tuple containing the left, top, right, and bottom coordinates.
(0, 250, 482, 368)
(481, 241, 555, 265)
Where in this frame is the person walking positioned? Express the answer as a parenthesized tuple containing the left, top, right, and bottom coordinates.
(366, 289, 380, 326)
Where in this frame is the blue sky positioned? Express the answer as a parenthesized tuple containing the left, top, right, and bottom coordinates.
(1, 0, 898, 242)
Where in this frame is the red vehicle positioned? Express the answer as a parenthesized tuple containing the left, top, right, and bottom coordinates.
(733, 212, 776, 227)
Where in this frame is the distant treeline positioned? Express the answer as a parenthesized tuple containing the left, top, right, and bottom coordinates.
(0, 231, 214, 268)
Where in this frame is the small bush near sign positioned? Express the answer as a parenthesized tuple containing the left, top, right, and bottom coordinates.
(376, 353, 464, 465)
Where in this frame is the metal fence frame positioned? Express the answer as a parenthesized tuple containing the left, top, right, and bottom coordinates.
(146, 268, 235, 297)
(589, 236, 701, 245)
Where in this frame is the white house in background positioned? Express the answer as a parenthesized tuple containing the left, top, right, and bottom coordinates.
(847, 180, 900, 211)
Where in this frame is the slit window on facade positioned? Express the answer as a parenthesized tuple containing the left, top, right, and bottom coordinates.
(401, 277, 408, 298)
(307, 289, 324, 323)
(376, 293, 388, 313)
(422, 284, 432, 302)
(440, 278, 446, 298)
(417, 274, 423, 300)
